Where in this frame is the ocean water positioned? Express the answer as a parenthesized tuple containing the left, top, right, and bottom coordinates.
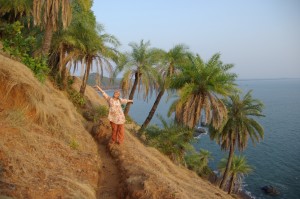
(109, 79, 300, 199)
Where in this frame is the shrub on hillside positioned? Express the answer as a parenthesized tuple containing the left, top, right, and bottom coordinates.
(185, 149, 214, 178)
(68, 89, 86, 107)
(93, 105, 109, 121)
(145, 117, 194, 165)
(1, 21, 49, 82)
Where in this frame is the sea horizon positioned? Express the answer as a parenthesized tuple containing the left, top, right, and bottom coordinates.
(236, 77, 300, 81)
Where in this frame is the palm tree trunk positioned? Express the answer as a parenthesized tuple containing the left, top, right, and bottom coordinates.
(41, 21, 53, 56)
(228, 174, 235, 194)
(49, 51, 60, 76)
(139, 88, 165, 132)
(123, 72, 139, 116)
(59, 45, 68, 90)
(220, 140, 235, 189)
(61, 63, 68, 90)
(80, 59, 91, 95)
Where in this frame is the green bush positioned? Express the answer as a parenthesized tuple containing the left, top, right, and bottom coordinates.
(22, 54, 49, 82)
(1, 21, 49, 82)
(2, 21, 34, 56)
(145, 117, 195, 165)
(185, 149, 214, 177)
(69, 139, 79, 150)
(93, 105, 109, 121)
(68, 77, 75, 86)
(68, 89, 86, 107)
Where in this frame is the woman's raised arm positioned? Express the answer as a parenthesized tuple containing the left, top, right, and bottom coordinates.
(95, 85, 109, 100)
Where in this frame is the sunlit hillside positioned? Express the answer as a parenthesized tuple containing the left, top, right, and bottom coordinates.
(0, 53, 234, 198)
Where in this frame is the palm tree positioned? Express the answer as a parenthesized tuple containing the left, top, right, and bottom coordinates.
(119, 40, 162, 116)
(218, 155, 253, 194)
(210, 90, 264, 190)
(33, 0, 72, 56)
(139, 44, 191, 132)
(49, 0, 89, 88)
(78, 23, 120, 95)
(50, 1, 120, 92)
(169, 53, 237, 129)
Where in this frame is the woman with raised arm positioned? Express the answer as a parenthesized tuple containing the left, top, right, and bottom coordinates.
(95, 85, 133, 145)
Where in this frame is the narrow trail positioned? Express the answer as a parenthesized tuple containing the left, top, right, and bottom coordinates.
(91, 121, 124, 199)
(97, 143, 121, 199)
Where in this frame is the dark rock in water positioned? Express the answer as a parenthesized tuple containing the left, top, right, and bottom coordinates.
(261, 185, 280, 196)
(194, 127, 206, 137)
(201, 121, 208, 127)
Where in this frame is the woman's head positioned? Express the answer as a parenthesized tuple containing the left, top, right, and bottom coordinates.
(113, 90, 121, 99)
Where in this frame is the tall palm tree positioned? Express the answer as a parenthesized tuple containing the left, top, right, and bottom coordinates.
(50, 1, 120, 92)
(218, 155, 253, 194)
(210, 90, 264, 190)
(119, 40, 162, 116)
(33, 0, 72, 56)
(139, 44, 191, 132)
(78, 23, 120, 95)
(169, 53, 237, 129)
(49, 0, 90, 88)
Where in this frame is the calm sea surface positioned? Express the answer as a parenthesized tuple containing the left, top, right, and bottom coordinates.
(109, 79, 300, 199)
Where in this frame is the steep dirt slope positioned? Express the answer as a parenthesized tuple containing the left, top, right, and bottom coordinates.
(0, 52, 234, 199)
(0, 54, 100, 198)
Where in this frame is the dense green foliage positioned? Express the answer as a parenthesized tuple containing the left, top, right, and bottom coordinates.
(67, 88, 86, 107)
(93, 105, 109, 120)
(145, 116, 194, 165)
(1, 21, 49, 82)
(185, 149, 214, 177)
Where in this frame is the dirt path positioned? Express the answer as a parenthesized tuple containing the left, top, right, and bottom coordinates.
(97, 143, 121, 199)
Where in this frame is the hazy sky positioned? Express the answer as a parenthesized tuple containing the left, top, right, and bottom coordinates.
(92, 0, 300, 79)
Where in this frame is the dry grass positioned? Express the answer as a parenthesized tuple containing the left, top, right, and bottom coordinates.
(1, 108, 28, 129)
(0, 55, 78, 133)
(92, 119, 234, 199)
(0, 54, 100, 198)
